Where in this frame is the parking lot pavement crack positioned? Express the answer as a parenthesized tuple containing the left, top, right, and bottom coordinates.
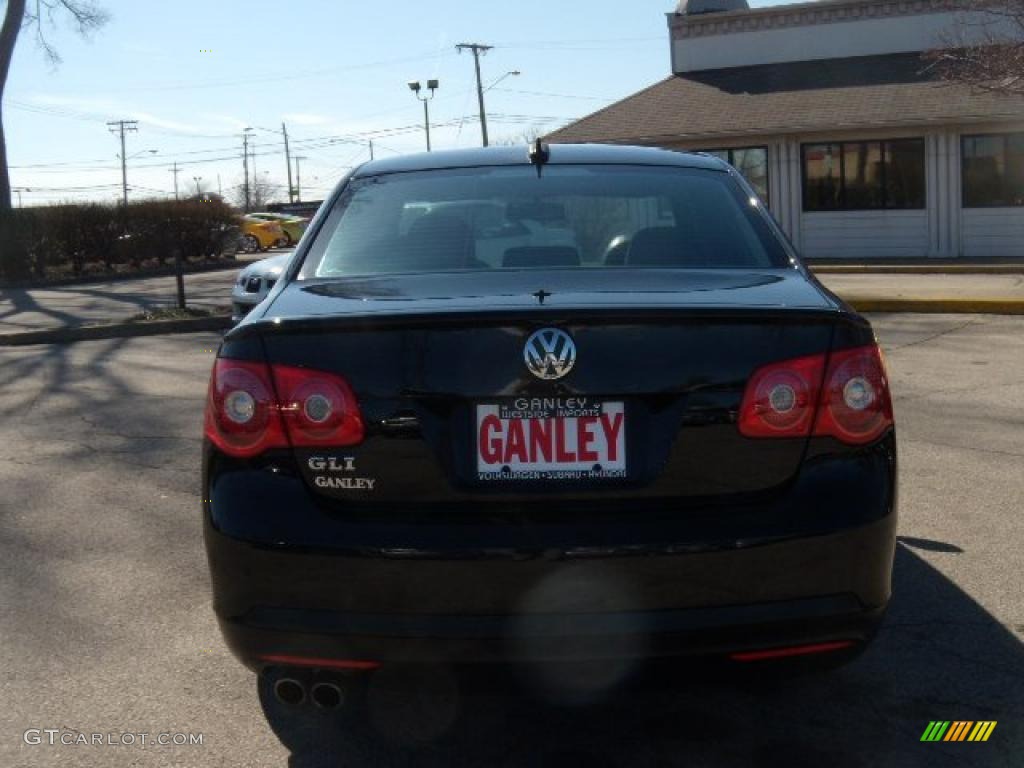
(897, 377, 1024, 401)
(77, 413, 198, 443)
(887, 317, 979, 352)
(0, 455, 46, 468)
(901, 436, 1024, 459)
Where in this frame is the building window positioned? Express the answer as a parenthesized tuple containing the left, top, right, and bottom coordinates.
(962, 133, 1024, 207)
(802, 139, 925, 211)
(705, 147, 769, 205)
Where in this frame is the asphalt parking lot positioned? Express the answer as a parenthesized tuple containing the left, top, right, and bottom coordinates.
(0, 313, 1021, 767)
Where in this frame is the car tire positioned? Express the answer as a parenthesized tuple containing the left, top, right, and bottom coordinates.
(242, 234, 260, 254)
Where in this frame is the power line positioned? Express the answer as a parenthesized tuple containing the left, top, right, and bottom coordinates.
(490, 87, 616, 102)
(88, 49, 460, 94)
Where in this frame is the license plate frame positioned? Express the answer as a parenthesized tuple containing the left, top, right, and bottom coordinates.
(475, 398, 627, 482)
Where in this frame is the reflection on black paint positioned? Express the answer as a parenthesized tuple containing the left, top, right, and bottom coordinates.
(261, 545, 1023, 767)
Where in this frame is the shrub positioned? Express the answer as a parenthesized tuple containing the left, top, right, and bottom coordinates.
(4, 198, 238, 282)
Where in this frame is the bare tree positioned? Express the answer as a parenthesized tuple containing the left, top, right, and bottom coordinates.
(924, 0, 1024, 96)
(230, 175, 284, 211)
(493, 127, 549, 147)
(0, 1, 108, 214)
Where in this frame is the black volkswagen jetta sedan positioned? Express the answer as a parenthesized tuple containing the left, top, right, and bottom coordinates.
(203, 144, 897, 710)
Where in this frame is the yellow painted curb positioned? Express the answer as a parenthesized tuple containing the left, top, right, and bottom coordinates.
(841, 296, 1024, 315)
(813, 265, 1024, 275)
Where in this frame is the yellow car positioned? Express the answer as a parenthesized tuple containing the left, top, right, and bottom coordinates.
(240, 216, 287, 252)
(248, 212, 308, 246)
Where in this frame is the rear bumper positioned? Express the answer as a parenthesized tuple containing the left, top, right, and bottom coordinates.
(204, 436, 897, 670)
(205, 513, 896, 670)
(218, 590, 885, 671)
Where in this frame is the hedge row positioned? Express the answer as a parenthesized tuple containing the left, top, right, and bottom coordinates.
(1, 199, 240, 283)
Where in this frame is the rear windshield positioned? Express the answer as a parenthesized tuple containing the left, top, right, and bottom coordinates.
(300, 164, 790, 279)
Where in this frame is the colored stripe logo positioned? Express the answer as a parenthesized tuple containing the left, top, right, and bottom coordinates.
(921, 721, 997, 742)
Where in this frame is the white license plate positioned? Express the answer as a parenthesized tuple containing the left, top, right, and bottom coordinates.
(476, 399, 626, 481)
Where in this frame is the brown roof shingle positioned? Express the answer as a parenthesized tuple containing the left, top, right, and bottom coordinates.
(546, 53, 1024, 144)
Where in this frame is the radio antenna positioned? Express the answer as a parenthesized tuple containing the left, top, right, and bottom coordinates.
(528, 138, 550, 177)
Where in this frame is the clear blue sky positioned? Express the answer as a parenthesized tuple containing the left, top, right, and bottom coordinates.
(4, 0, 788, 206)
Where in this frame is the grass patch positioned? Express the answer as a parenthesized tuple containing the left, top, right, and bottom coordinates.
(126, 305, 230, 323)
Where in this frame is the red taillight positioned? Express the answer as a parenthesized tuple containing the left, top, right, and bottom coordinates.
(739, 344, 893, 445)
(729, 640, 856, 662)
(813, 345, 894, 445)
(204, 359, 364, 457)
(738, 353, 825, 438)
(204, 360, 288, 457)
(270, 364, 365, 447)
(258, 654, 380, 671)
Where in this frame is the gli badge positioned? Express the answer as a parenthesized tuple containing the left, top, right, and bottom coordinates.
(524, 328, 576, 381)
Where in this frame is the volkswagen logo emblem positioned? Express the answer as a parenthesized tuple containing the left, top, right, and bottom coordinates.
(524, 328, 576, 381)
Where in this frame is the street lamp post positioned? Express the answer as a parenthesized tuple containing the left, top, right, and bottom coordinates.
(486, 70, 521, 93)
(408, 79, 439, 152)
(193, 176, 203, 197)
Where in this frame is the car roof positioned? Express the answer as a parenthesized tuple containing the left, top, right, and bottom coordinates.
(352, 143, 727, 178)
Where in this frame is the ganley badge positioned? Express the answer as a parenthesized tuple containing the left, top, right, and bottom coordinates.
(524, 328, 576, 381)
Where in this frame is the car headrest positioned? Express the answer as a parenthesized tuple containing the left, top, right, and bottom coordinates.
(503, 246, 581, 268)
(625, 227, 694, 267)
(405, 212, 476, 268)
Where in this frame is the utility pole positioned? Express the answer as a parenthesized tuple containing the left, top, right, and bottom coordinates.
(456, 43, 493, 147)
(241, 128, 253, 212)
(107, 119, 139, 207)
(282, 122, 295, 204)
(217, 174, 223, 197)
(293, 156, 307, 202)
(369, 139, 374, 161)
(169, 162, 180, 201)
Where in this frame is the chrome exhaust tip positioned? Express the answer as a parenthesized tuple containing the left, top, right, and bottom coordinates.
(273, 677, 306, 706)
(310, 681, 344, 710)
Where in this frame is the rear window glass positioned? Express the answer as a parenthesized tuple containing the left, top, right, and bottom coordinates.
(300, 165, 789, 278)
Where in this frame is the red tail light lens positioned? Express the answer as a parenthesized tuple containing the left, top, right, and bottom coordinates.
(204, 360, 365, 457)
(730, 640, 856, 662)
(739, 344, 893, 445)
(270, 365, 365, 447)
(738, 353, 825, 438)
(205, 360, 288, 457)
(814, 345, 894, 445)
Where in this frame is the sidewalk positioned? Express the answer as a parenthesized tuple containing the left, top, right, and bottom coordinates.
(0, 268, 236, 336)
(818, 272, 1024, 313)
(1, 266, 1023, 343)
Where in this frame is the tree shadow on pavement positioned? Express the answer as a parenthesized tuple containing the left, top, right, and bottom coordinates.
(263, 543, 1023, 767)
(0, 336, 211, 670)
(0, 286, 80, 331)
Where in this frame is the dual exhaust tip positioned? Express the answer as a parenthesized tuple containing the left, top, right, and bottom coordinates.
(273, 676, 345, 710)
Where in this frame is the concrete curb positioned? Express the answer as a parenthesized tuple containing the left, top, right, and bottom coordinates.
(2, 296, 1023, 348)
(0, 261, 244, 291)
(812, 265, 1024, 275)
(843, 297, 1024, 315)
(0, 314, 233, 347)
